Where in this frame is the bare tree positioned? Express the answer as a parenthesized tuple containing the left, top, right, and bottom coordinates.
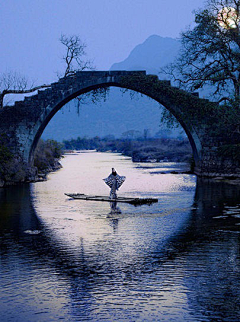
(0, 34, 95, 108)
(0, 71, 50, 108)
(60, 34, 93, 77)
(58, 34, 111, 110)
(162, 0, 240, 106)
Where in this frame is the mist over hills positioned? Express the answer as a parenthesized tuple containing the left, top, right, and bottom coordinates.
(42, 35, 183, 142)
(111, 34, 180, 75)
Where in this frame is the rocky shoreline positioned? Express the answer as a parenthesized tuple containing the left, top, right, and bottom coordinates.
(0, 159, 62, 187)
(34, 160, 63, 182)
(0, 138, 63, 188)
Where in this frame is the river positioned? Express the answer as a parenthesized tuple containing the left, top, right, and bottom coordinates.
(0, 151, 239, 321)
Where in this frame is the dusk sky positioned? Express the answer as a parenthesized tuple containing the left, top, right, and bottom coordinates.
(1, 0, 205, 85)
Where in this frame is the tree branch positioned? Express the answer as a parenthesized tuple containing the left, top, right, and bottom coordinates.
(0, 84, 51, 109)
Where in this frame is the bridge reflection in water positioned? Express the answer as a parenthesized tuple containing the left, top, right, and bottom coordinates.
(0, 180, 239, 321)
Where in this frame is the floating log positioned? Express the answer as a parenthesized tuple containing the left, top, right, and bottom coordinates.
(65, 193, 158, 206)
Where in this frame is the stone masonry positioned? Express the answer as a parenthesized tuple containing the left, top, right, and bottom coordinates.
(0, 71, 239, 178)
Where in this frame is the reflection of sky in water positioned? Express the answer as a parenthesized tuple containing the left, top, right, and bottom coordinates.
(29, 152, 199, 320)
(32, 152, 196, 259)
(136, 161, 190, 174)
(0, 152, 239, 321)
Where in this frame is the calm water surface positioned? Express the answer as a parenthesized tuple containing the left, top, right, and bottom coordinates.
(0, 152, 239, 321)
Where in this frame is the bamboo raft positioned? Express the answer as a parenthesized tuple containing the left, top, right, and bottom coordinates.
(65, 193, 158, 206)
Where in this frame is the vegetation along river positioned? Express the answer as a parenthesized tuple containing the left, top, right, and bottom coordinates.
(0, 151, 240, 321)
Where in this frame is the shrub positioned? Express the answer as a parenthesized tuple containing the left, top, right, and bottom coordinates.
(34, 139, 63, 172)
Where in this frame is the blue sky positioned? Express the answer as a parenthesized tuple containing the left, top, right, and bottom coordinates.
(0, 0, 205, 84)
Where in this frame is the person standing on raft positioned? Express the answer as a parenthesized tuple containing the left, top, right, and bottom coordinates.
(103, 168, 126, 199)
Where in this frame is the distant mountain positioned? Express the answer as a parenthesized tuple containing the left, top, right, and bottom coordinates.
(111, 35, 180, 75)
(42, 35, 183, 142)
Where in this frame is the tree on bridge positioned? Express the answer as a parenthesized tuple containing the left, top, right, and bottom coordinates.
(163, 0, 240, 107)
(0, 34, 92, 109)
(0, 71, 51, 109)
(59, 34, 93, 77)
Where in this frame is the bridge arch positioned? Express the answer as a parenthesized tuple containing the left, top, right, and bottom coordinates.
(25, 71, 204, 167)
(2, 70, 228, 177)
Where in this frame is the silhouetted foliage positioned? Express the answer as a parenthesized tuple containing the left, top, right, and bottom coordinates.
(163, 0, 240, 106)
(34, 139, 64, 172)
(0, 134, 27, 183)
(0, 137, 64, 185)
(63, 136, 192, 163)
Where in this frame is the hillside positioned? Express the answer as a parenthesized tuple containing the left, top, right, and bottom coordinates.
(111, 34, 180, 75)
(42, 35, 183, 141)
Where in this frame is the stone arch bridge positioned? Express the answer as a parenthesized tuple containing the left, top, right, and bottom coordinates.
(0, 71, 239, 178)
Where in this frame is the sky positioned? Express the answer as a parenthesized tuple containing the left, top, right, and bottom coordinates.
(0, 0, 205, 85)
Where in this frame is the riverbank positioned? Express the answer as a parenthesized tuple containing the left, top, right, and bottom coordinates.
(33, 139, 63, 182)
(0, 139, 63, 187)
(63, 137, 193, 163)
(1, 137, 239, 186)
